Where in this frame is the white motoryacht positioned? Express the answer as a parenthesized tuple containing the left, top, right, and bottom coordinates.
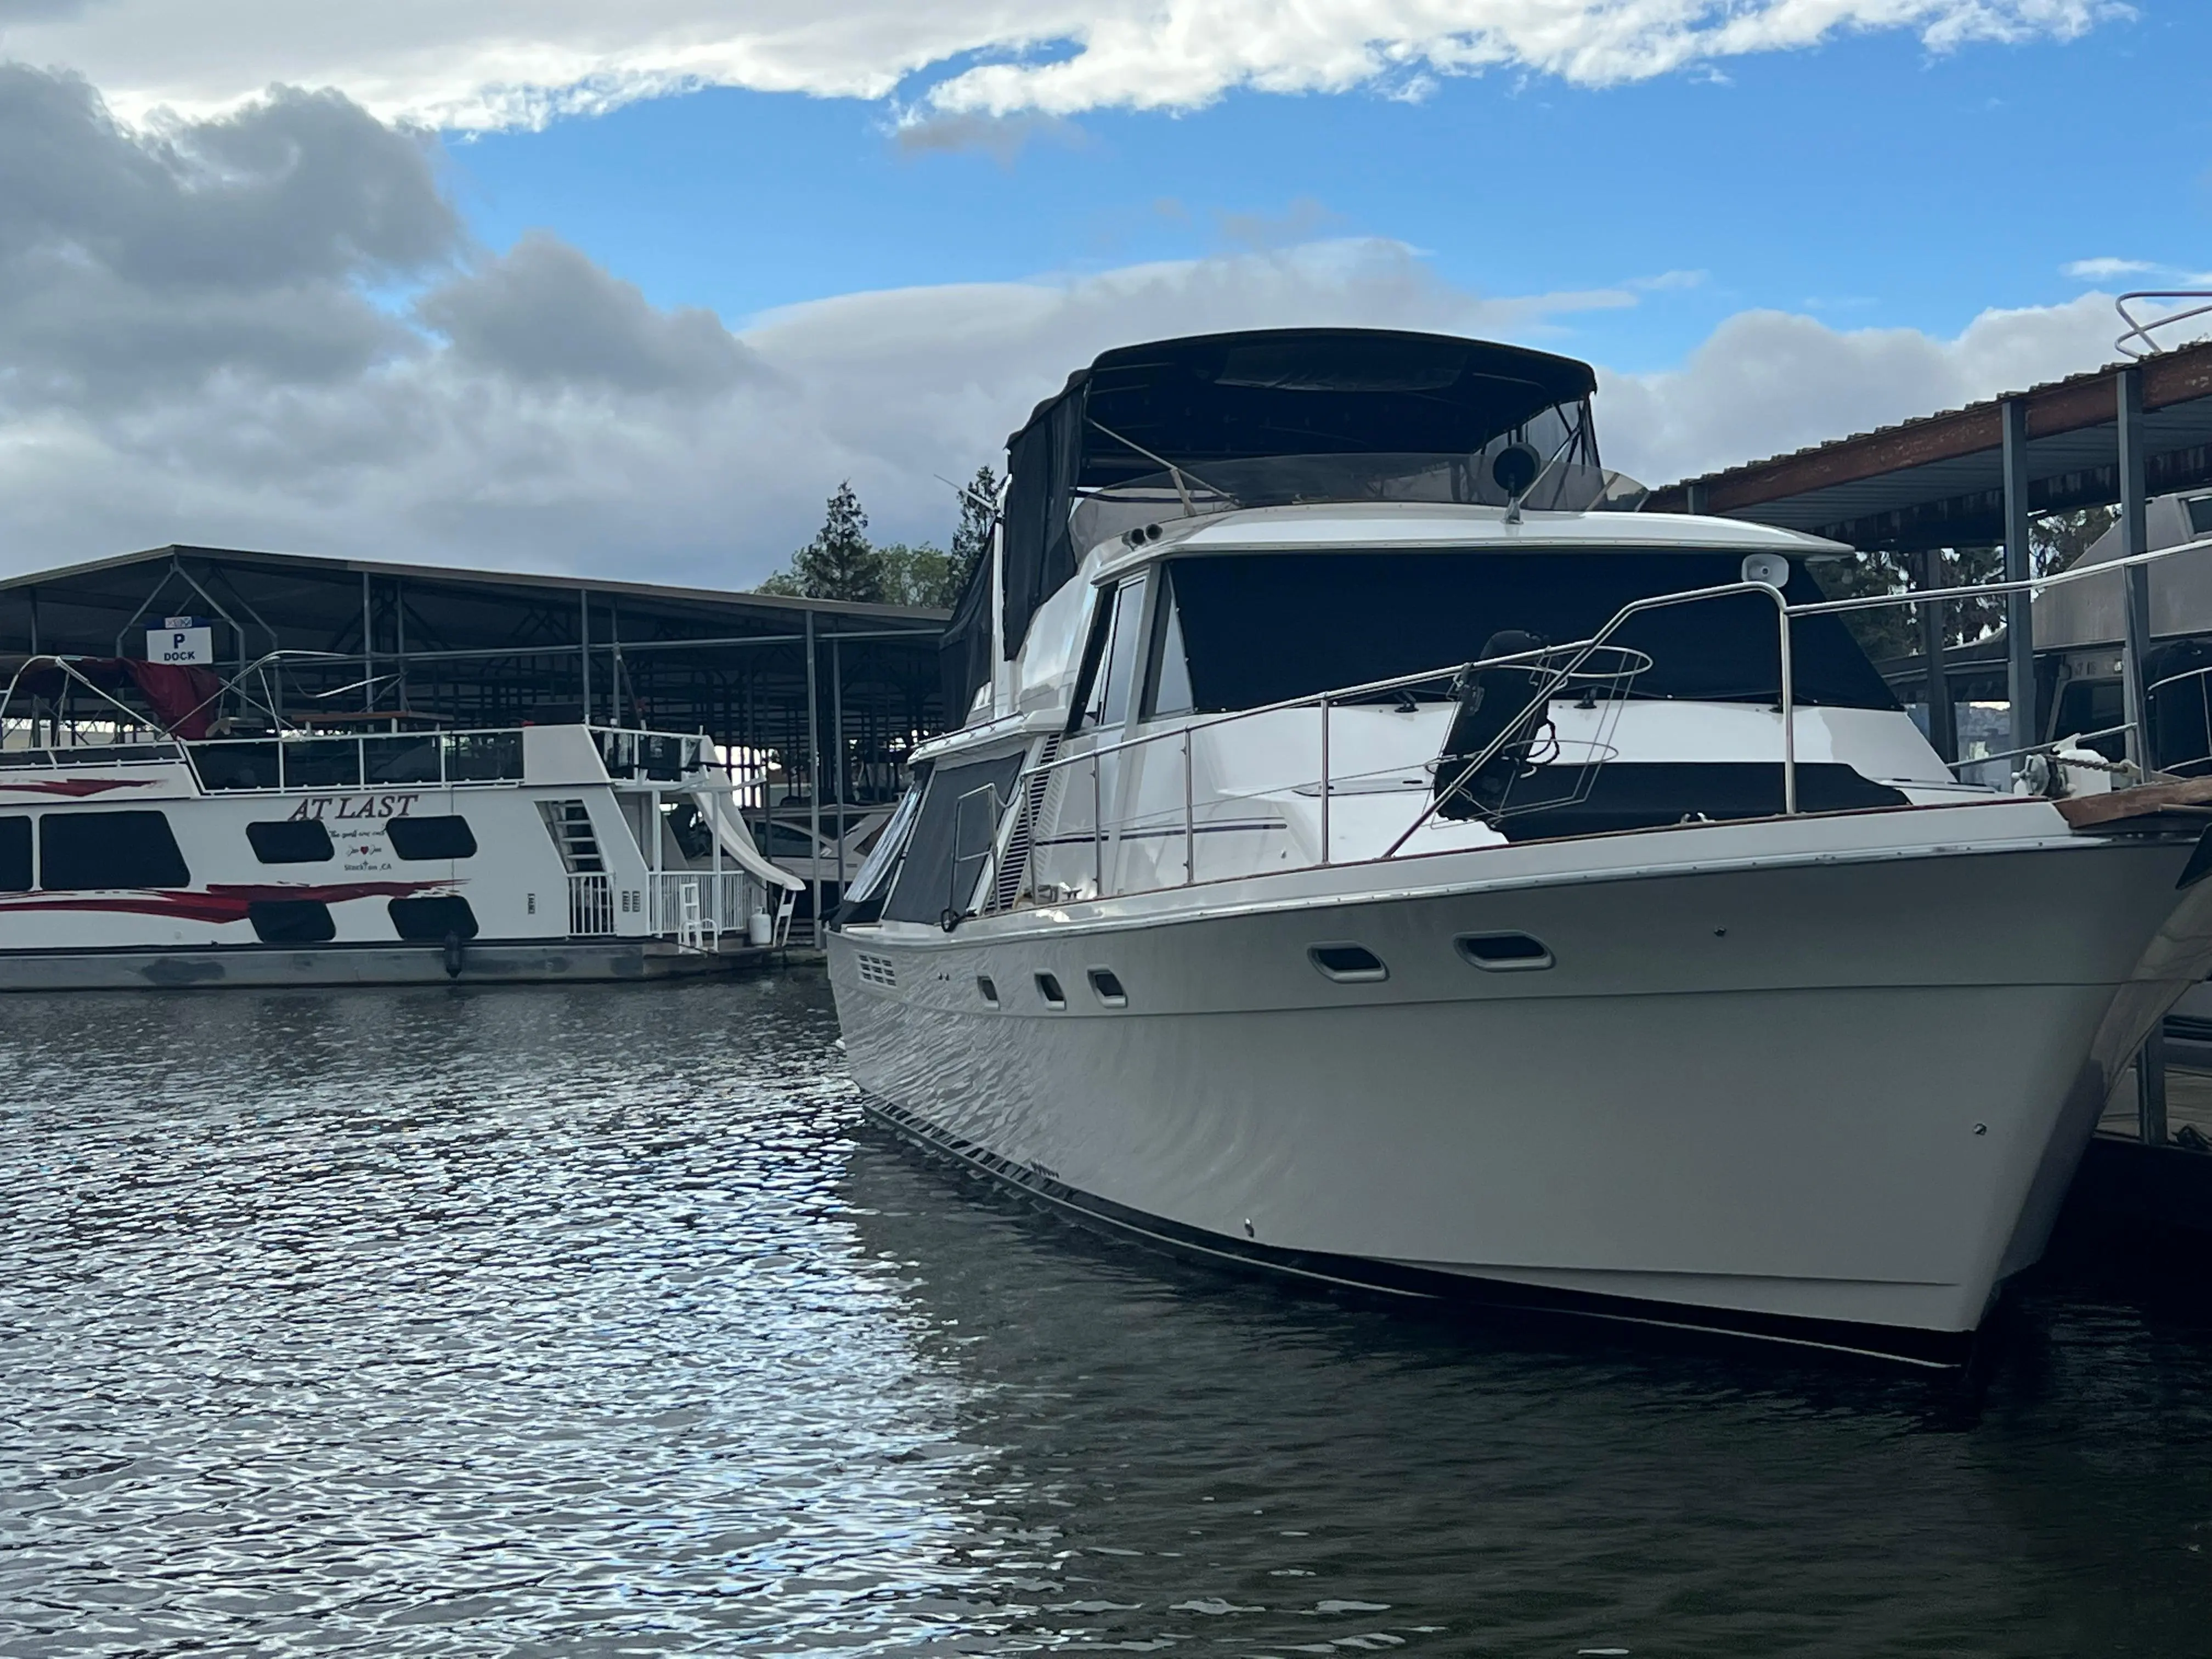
(826, 329, 2212, 1364)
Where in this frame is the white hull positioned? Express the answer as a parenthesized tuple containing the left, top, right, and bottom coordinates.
(833, 805, 2212, 1362)
(0, 937, 764, 990)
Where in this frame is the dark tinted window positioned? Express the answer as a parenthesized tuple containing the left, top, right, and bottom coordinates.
(40, 812, 188, 890)
(0, 817, 27, 892)
(389, 895, 478, 940)
(249, 900, 336, 944)
(247, 820, 334, 864)
(1155, 551, 1897, 714)
(388, 815, 478, 860)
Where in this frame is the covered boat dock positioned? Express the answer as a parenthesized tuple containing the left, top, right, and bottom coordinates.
(0, 545, 952, 933)
(1649, 326, 2212, 1204)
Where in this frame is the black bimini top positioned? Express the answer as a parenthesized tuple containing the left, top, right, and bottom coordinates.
(941, 329, 1602, 719)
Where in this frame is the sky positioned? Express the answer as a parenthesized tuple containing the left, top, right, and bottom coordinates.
(0, 0, 2204, 589)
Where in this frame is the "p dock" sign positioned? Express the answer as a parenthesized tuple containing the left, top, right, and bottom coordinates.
(147, 616, 213, 666)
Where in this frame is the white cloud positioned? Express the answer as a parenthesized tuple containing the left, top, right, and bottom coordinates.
(0, 0, 2123, 131)
(2063, 256, 2157, 281)
(1600, 295, 2123, 486)
(0, 65, 2140, 589)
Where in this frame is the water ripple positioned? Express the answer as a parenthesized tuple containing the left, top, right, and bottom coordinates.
(4, 973, 2211, 1654)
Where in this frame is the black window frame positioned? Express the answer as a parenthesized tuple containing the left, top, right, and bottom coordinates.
(246, 820, 335, 865)
(388, 895, 479, 941)
(387, 815, 478, 861)
(38, 811, 189, 890)
(0, 816, 28, 893)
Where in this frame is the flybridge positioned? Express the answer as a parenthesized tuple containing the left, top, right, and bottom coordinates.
(941, 328, 1622, 719)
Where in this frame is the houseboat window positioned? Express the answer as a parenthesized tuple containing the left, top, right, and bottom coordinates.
(249, 899, 336, 944)
(283, 739, 362, 788)
(1157, 551, 1897, 714)
(1070, 576, 1149, 732)
(190, 743, 279, 791)
(389, 895, 478, 941)
(0, 817, 29, 891)
(882, 752, 1025, 925)
(388, 815, 478, 861)
(444, 732, 523, 782)
(40, 811, 189, 890)
(247, 820, 335, 864)
(363, 736, 441, 785)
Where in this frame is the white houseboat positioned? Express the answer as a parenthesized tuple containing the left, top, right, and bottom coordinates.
(0, 656, 797, 988)
(826, 328, 2212, 1365)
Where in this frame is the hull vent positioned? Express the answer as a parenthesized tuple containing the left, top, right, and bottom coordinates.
(856, 951, 898, 988)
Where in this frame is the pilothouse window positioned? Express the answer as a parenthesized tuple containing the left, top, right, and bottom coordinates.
(1159, 551, 1895, 714)
(1071, 576, 1149, 731)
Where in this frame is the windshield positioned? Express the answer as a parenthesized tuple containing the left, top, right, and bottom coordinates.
(1145, 550, 1897, 715)
(1069, 447, 1647, 558)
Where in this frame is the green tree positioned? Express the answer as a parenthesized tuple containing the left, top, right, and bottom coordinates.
(949, 464, 998, 597)
(876, 543, 966, 608)
(760, 482, 885, 603)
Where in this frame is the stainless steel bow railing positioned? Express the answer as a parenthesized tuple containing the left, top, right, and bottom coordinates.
(944, 530, 2212, 916)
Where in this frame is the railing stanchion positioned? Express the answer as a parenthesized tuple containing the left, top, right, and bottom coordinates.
(1182, 727, 1195, 886)
(1319, 695, 1331, 865)
(1093, 756, 1104, 898)
(1776, 594, 1797, 815)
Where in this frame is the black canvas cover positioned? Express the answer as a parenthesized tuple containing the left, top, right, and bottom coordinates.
(882, 751, 1026, 924)
(938, 330, 1601, 720)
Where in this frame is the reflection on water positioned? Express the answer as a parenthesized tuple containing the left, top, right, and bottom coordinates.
(4, 972, 2211, 1655)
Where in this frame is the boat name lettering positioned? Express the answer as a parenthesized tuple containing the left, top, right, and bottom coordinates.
(284, 793, 423, 822)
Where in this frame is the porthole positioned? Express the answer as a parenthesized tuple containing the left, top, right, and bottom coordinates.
(1308, 944, 1387, 983)
(977, 974, 1000, 1007)
(1088, 967, 1127, 1008)
(1036, 972, 1067, 1009)
(1457, 932, 1554, 972)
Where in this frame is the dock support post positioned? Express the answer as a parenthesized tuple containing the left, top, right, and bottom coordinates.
(1685, 480, 1709, 515)
(832, 634, 846, 897)
(805, 608, 821, 943)
(362, 571, 376, 713)
(579, 590, 594, 727)
(1917, 550, 1956, 764)
(2001, 397, 2035, 753)
(2119, 368, 2152, 768)
(2140, 1024, 2169, 1147)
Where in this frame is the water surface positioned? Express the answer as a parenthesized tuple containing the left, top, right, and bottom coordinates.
(4, 973, 2210, 1655)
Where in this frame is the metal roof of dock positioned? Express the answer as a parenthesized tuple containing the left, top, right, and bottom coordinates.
(1645, 338, 2212, 551)
(0, 544, 951, 802)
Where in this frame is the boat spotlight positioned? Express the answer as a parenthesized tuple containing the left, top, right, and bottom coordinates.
(1491, 442, 1542, 499)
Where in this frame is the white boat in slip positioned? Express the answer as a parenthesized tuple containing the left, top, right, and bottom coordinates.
(0, 659, 799, 987)
(826, 328, 2212, 1365)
